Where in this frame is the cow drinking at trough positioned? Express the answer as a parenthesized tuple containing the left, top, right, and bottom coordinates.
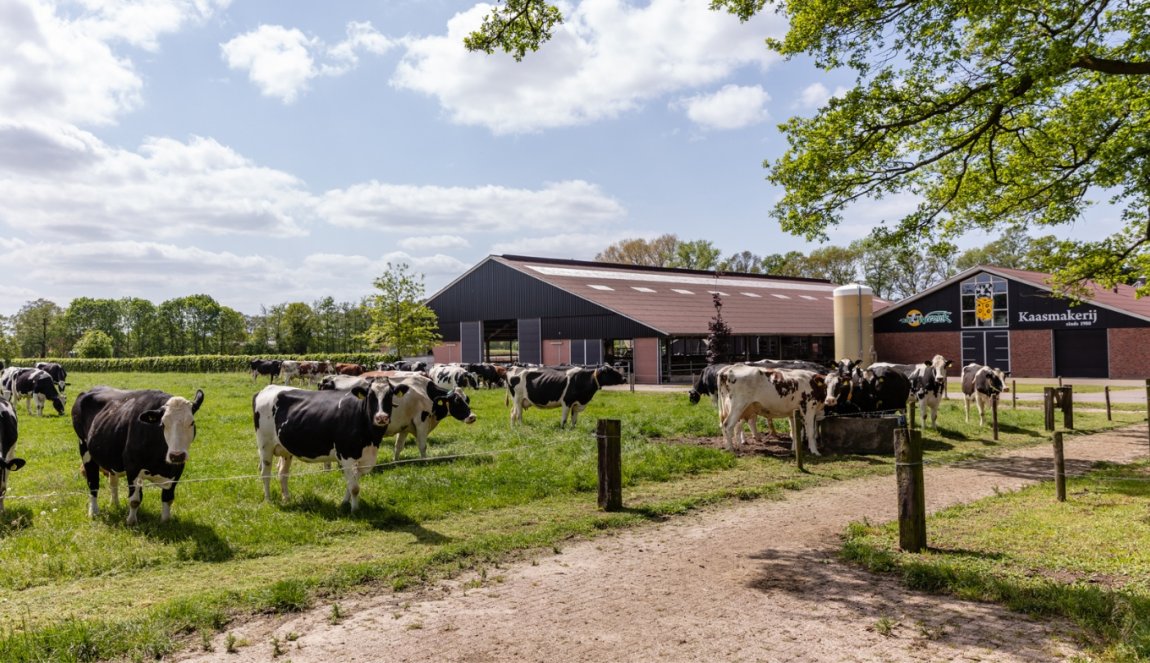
(72, 387, 205, 524)
(961, 363, 1007, 426)
(507, 365, 626, 427)
(2, 367, 66, 416)
(253, 379, 408, 511)
(824, 362, 911, 415)
(0, 398, 26, 512)
(716, 366, 826, 454)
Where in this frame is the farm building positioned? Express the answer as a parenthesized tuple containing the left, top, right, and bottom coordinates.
(874, 265, 1150, 378)
(425, 255, 885, 384)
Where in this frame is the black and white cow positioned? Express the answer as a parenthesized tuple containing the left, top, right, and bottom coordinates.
(824, 362, 910, 415)
(393, 360, 429, 373)
(317, 374, 372, 391)
(716, 365, 827, 454)
(870, 355, 954, 399)
(253, 379, 408, 511)
(0, 398, 26, 512)
(2, 367, 66, 416)
(908, 362, 944, 429)
(250, 359, 282, 383)
(387, 375, 477, 460)
(72, 387, 205, 524)
(689, 363, 779, 442)
(507, 365, 626, 427)
(34, 362, 68, 393)
(961, 363, 1007, 426)
(466, 363, 505, 388)
(429, 364, 478, 390)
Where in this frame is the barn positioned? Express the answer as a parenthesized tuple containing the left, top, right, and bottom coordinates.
(874, 265, 1150, 378)
(425, 255, 880, 384)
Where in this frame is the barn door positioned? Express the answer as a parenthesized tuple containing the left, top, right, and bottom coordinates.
(518, 318, 542, 365)
(961, 331, 985, 368)
(460, 321, 483, 364)
(1054, 329, 1108, 378)
(962, 331, 1011, 373)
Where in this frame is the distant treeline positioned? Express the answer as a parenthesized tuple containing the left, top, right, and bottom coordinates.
(7, 353, 399, 373)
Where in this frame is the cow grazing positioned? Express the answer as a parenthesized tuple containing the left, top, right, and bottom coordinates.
(0, 398, 26, 512)
(253, 379, 408, 511)
(34, 362, 68, 393)
(250, 359, 282, 383)
(908, 363, 944, 429)
(717, 366, 826, 454)
(429, 364, 478, 390)
(507, 365, 626, 427)
(72, 387, 205, 524)
(465, 363, 505, 388)
(2, 367, 66, 416)
(387, 375, 477, 460)
(961, 363, 1007, 426)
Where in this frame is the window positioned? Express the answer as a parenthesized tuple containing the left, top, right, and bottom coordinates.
(960, 273, 1008, 328)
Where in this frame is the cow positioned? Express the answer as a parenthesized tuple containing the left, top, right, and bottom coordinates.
(716, 366, 826, 454)
(962, 363, 1007, 426)
(750, 359, 832, 373)
(393, 360, 429, 372)
(335, 363, 367, 376)
(387, 374, 477, 460)
(250, 359, 282, 383)
(376, 362, 396, 372)
(71, 386, 205, 524)
(824, 362, 910, 415)
(429, 364, 479, 390)
(689, 363, 778, 443)
(279, 360, 302, 385)
(253, 379, 407, 511)
(34, 361, 68, 393)
(2, 367, 66, 416)
(908, 362, 944, 429)
(0, 397, 26, 512)
(507, 365, 626, 427)
(465, 363, 505, 388)
(870, 355, 954, 399)
(317, 374, 372, 391)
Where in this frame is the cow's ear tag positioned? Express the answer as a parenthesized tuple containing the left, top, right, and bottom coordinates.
(139, 410, 163, 425)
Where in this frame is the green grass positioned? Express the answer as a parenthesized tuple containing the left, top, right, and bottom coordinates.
(842, 462, 1150, 661)
(0, 372, 1142, 661)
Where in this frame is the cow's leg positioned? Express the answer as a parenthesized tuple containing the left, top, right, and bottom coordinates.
(258, 448, 275, 501)
(160, 482, 177, 522)
(963, 394, 972, 424)
(278, 455, 293, 501)
(719, 401, 742, 453)
(125, 471, 143, 525)
(803, 405, 821, 456)
(568, 403, 583, 428)
(394, 431, 409, 461)
(82, 460, 102, 518)
(108, 472, 120, 508)
(415, 427, 429, 458)
(339, 457, 360, 511)
(560, 404, 571, 428)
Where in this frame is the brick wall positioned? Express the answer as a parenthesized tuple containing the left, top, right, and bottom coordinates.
(432, 343, 461, 364)
(633, 337, 661, 384)
(874, 331, 961, 366)
(1008, 329, 1052, 377)
(542, 339, 570, 366)
(1109, 328, 1150, 379)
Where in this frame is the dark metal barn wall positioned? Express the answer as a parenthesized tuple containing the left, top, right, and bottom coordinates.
(460, 321, 483, 364)
(519, 318, 542, 364)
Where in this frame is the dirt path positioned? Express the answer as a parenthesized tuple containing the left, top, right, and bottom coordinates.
(180, 426, 1150, 662)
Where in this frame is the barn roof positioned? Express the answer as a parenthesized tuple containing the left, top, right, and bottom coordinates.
(458, 255, 889, 336)
(875, 265, 1150, 324)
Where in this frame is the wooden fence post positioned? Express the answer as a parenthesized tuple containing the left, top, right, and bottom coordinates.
(597, 419, 622, 511)
(1105, 386, 1112, 421)
(1012, 380, 1017, 410)
(1053, 431, 1066, 502)
(1044, 387, 1056, 432)
(1061, 386, 1073, 430)
(895, 427, 926, 553)
(908, 399, 917, 433)
(792, 411, 804, 472)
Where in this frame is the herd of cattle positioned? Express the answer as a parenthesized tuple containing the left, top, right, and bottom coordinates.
(0, 355, 1011, 523)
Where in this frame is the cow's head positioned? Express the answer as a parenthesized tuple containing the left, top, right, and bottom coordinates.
(823, 367, 856, 408)
(439, 387, 477, 424)
(979, 368, 1005, 396)
(354, 379, 409, 428)
(911, 364, 937, 400)
(594, 365, 627, 388)
(139, 389, 204, 465)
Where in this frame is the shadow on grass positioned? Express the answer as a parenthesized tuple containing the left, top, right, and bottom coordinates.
(0, 505, 35, 538)
(282, 493, 451, 544)
(954, 456, 1098, 482)
(95, 508, 235, 563)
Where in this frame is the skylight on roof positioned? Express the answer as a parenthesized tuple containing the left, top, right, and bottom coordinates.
(672, 288, 694, 294)
(631, 286, 656, 293)
(707, 290, 729, 296)
(741, 292, 761, 298)
(588, 284, 614, 291)
(800, 295, 819, 301)
(771, 293, 791, 299)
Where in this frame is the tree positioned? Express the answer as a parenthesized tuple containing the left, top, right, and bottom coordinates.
(363, 263, 443, 356)
(668, 239, 722, 270)
(854, 238, 957, 301)
(718, 250, 764, 274)
(761, 251, 808, 277)
(705, 293, 732, 365)
(73, 329, 114, 358)
(804, 245, 860, 285)
(281, 302, 315, 354)
(471, 0, 1150, 297)
(13, 299, 65, 358)
(120, 297, 157, 357)
(595, 234, 681, 267)
(61, 297, 124, 355)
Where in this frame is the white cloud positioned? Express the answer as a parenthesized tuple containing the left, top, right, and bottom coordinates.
(397, 235, 470, 251)
(794, 82, 849, 110)
(676, 84, 769, 130)
(222, 21, 394, 103)
(0, 0, 230, 126)
(317, 180, 625, 233)
(0, 120, 314, 239)
(392, 0, 784, 134)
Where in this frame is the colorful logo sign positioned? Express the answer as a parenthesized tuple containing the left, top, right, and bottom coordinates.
(899, 309, 952, 327)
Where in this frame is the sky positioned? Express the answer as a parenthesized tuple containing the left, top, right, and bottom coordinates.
(0, 0, 1120, 317)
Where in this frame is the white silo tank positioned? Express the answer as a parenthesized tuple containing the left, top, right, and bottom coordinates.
(833, 283, 875, 365)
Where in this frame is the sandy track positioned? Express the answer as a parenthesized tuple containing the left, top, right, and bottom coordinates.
(179, 426, 1149, 662)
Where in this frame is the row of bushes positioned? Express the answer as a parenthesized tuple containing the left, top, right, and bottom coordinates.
(8, 353, 402, 373)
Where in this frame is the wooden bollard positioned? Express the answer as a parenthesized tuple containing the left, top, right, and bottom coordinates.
(895, 427, 926, 552)
(792, 411, 804, 472)
(1053, 431, 1066, 502)
(1105, 386, 1112, 421)
(596, 419, 622, 511)
(1011, 380, 1017, 409)
(1043, 387, 1056, 432)
(1061, 386, 1073, 430)
(908, 399, 917, 432)
(992, 395, 999, 441)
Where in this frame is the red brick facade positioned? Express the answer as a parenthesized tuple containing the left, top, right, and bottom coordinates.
(1008, 329, 1052, 377)
(1108, 328, 1150, 379)
(874, 331, 961, 366)
(633, 337, 661, 384)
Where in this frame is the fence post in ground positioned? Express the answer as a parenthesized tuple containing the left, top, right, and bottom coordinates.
(1105, 386, 1112, 421)
(792, 411, 805, 472)
(895, 427, 926, 553)
(1145, 379, 1150, 456)
(908, 399, 917, 433)
(1058, 375, 1064, 387)
(1012, 380, 1017, 410)
(1044, 387, 1056, 432)
(1053, 431, 1066, 502)
(992, 395, 999, 441)
(596, 419, 622, 511)
(1060, 386, 1073, 430)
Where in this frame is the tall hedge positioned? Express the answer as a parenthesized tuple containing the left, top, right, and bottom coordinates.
(9, 354, 401, 373)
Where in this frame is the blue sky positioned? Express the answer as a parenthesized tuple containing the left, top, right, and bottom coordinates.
(0, 0, 1116, 317)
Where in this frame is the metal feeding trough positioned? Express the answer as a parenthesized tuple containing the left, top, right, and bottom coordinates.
(816, 414, 902, 455)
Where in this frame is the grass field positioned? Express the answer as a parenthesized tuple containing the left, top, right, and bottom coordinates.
(0, 372, 1143, 662)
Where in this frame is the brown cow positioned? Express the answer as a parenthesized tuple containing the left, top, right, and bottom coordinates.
(335, 363, 366, 376)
